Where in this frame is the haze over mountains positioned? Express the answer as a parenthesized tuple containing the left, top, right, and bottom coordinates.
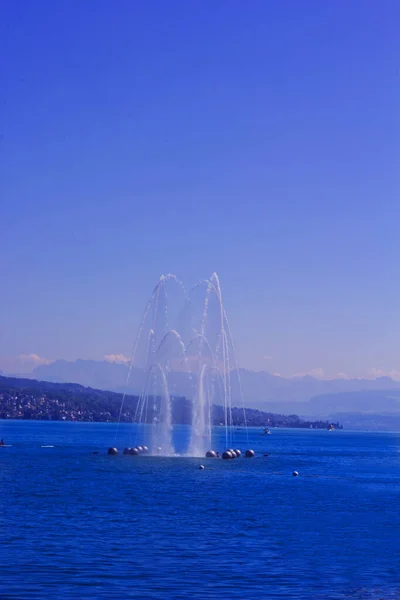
(18, 359, 400, 421)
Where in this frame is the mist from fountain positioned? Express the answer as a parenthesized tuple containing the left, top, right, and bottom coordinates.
(121, 272, 246, 457)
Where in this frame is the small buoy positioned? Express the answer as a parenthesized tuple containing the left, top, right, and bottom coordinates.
(235, 449, 241, 457)
(293, 471, 299, 477)
(245, 449, 255, 458)
(137, 446, 143, 453)
(107, 447, 118, 455)
(156, 446, 162, 454)
(142, 446, 149, 453)
(228, 449, 237, 458)
(205, 450, 217, 458)
(222, 451, 233, 460)
(129, 447, 139, 456)
(123, 447, 131, 455)
(199, 465, 205, 470)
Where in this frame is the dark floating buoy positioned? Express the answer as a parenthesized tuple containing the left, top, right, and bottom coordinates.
(123, 447, 131, 455)
(142, 446, 149, 453)
(235, 449, 241, 457)
(245, 449, 255, 458)
(129, 447, 139, 456)
(222, 451, 233, 460)
(228, 449, 237, 458)
(199, 465, 205, 470)
(293, 471, 299, 477)
(205, 450, 217, 458)
(107, 447, 118, 455)
(137, 446, 144, 453)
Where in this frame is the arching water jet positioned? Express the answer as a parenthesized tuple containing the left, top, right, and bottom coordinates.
(115, 272, 248, 458)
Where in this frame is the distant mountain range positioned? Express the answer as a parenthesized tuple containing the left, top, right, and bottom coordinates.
(0, 375, 339, 429)
(20, 359, 400, 420)
(270, 390, 400, 417)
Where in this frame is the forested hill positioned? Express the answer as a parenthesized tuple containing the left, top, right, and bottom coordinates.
(0, 375, 340, 429)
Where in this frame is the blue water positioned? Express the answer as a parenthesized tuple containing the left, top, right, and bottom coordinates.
(1, 421, 400, 599)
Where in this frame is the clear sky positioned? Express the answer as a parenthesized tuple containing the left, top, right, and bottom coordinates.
(1, 1, 399, 378)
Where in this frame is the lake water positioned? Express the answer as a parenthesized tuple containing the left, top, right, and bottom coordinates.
(1, 420, 399, 599)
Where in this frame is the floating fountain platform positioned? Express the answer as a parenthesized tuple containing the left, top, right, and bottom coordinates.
(222, 451, 233, 460)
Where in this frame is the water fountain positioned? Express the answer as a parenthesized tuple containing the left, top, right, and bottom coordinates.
(118, 273, 248, 457)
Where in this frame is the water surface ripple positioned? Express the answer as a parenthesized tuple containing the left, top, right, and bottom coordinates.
(1, 421, 399, 599)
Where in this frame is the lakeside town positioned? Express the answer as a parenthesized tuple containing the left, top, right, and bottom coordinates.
(0, 375, 341, 430)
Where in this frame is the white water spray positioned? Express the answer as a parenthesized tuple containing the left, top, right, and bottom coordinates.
(119, 273, 247, 456)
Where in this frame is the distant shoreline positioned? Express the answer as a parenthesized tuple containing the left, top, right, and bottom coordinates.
(0, 374, 342, 430)
(0, 417, 340, 430)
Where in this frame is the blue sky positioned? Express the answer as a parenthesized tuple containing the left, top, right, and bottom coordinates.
(1, 1, 399, 378)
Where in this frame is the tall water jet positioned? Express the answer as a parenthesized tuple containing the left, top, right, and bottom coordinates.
(188, 363, 211, 457)
(153, 363, 173, 456)
(118, 272, 247, 457)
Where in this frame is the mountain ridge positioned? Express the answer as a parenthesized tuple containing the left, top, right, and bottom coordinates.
(0, 375, 339, 429)
(27, 359, 400, 412)
(5, 359, 400, 427)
